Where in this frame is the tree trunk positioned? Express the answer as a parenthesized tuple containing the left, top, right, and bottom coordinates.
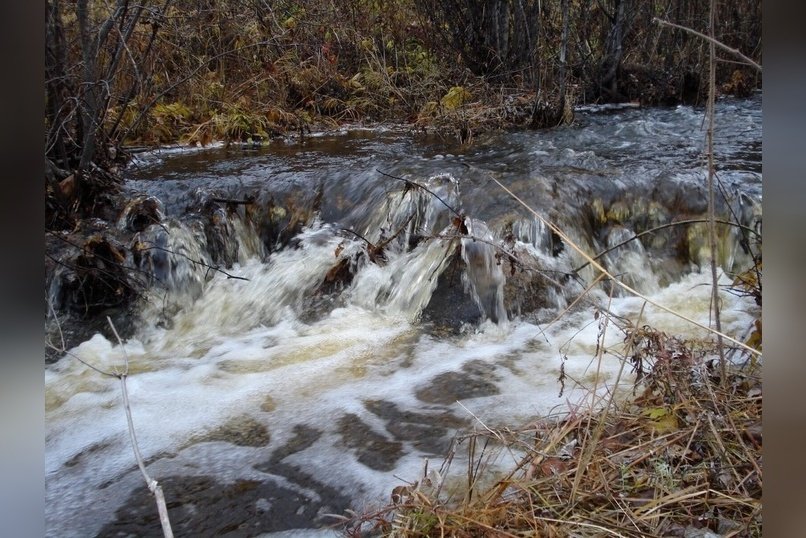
(77, 0, 101, 173)
(45, 0, 70, 170)
(559, 0, 569, 102)
(600, 0, 627, 100)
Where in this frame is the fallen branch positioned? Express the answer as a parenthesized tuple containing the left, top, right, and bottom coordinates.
(106, 318, 174, 538)
(704, 1, 728, 381)
(139, 243, 249, 281)
(45, 303, 174, 537)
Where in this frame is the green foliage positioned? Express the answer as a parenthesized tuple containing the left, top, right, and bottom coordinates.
(440, 86, 471, 110)
(148, 102, 193, 144)
(213, 106, 269, 142)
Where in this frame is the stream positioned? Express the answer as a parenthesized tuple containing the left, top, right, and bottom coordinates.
(45, 94, 761, 537)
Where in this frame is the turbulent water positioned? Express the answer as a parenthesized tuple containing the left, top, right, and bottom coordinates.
(45, 95, 761, 536)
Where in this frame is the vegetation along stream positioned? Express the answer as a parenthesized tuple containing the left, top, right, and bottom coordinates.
(45, 94, 761, 536)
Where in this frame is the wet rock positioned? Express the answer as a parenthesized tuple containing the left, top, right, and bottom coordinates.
(415, 360, 501, 405)
(364, 400, 467, 455)
(503, 265, 558, 319)
(421, 253, 484, 332)
(201, 199, 239, 268)
(336, 414, 403, 471)
(253, 187, 324, 253)
(461, 219, 507, 324)
(181, 191, 241, 268)
(196, 415, 270, 447)
(606, 200, 631, 223)
(96, 472, 351, 537)
(267, 424, 323, 464)
(317, 249, 359, 296)
(118, 196, 164, 233)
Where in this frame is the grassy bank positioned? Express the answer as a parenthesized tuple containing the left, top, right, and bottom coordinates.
(347, 326, 762, 537)
(48, 1, 762, 155)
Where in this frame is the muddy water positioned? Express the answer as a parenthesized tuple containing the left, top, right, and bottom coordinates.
(46, 95, 761, 536)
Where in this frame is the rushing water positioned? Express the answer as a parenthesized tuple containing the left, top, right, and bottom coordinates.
(46, 95, 761, 536)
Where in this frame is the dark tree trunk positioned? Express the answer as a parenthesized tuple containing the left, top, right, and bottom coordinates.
(77, 0, 102, 173)
(420, 0, 541, 82)
(600, 0, 628, 101)
(46, 0, 160, 229)
(559, 0, 570, 103)
(45, 0, 71, 171)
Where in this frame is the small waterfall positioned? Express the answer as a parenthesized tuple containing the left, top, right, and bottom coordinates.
(602, 225, 660, 295)
(461, 219, 507, 324)
(141, 222, 344, 351)
(349, 233, 456, 320)
(231, 212, 266, 263)
(46, 97, 763, 538)
(510, 217, 555, 254)
(135, 219, 212, 299)
(356, 172, 461, 250)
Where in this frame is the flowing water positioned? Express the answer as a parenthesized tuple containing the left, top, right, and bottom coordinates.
(45, 95, 762, 536)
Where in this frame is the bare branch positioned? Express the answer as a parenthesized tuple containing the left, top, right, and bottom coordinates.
(704, 1, 727, 381)
(138, 244, 250, 281)
(653, 17, 761, 73)
(488, 174, 761, 357)
(376, 169, 463, 219)
(107, 316, 174, 537)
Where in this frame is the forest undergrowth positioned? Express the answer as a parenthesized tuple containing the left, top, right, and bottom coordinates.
(47, 1, 761, 159)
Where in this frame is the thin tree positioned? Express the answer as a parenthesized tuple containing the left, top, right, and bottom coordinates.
(705, 0, 726, 381)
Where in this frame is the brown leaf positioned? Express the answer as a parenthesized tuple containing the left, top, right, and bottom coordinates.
(58, 174, 76, 200)
(743, 421, 762, 445)
(539, 457, 570, 477)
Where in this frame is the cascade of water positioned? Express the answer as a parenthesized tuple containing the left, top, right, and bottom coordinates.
(349, 233, 456, 320)
(510, 217, 553, 253)
(461, 219, 507, 324)
(46, 97, 762, 537)
(136, 219, 213, 297)
(602, 225, 660, 295)
(356, 173, 461, 249)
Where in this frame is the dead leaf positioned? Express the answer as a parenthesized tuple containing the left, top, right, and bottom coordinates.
(643, 407, 678, 434)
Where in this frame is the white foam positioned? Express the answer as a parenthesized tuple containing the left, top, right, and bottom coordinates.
(46, 233, 758, 537)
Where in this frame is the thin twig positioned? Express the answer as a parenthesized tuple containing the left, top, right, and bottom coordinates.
(487, 174, 761, 357)
(376, 169, 463, 218)
(534, 516, 628, 537)
(653, 18, 761, 72)
(570, 284, 615, 502)
(704, 1, 727, 381)
(107, 316, 174, 538)
(140, 244, 250, 281)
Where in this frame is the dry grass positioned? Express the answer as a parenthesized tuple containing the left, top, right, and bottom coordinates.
(346, 326, 762, 537)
